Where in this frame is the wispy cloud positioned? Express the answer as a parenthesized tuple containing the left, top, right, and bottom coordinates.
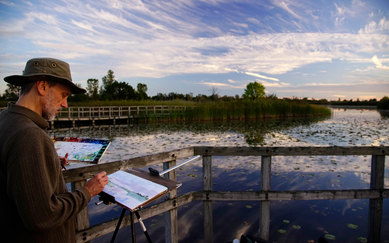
(245, 72, 279, 82)
(0, 0, 388, 99)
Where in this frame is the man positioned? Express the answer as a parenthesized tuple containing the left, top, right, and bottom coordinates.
(0, 58, 108, 242)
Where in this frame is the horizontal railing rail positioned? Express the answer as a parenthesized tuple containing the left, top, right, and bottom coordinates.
(56, 106, 187, 121)
(63, 146, 388, 243)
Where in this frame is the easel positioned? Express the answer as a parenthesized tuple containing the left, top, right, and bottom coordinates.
(97, 167, 183, 243)
(110, 207, 151, 243)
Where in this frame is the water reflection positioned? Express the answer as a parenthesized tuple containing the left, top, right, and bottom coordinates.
(53, 108, 389, 242)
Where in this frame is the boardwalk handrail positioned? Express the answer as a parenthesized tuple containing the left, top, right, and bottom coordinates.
(64, 146, 388, 242)
(56, 105, 187, 120)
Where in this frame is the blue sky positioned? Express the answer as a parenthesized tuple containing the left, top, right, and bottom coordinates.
(0, 0, 388, 100)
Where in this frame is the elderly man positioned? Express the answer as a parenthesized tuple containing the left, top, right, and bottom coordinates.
(0, 58, 108, 242)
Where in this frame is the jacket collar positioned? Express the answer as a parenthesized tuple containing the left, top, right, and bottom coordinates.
(7, 103, 49, 129)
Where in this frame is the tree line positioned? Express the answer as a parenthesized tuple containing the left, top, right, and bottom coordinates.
(0, 70, 266, 102)
(1, 69, 388, 109)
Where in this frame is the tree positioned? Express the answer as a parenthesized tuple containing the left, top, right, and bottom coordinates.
(136, 83, 148, 100)
(242, 81, 265, 100)
(102, 81, 135, 100)
(100, 70, 116, 94)
(86, 78, 99, 99)
(378, 96, 389, 109)
(3, 83, 20, 101)
(209, 87, 218, 101)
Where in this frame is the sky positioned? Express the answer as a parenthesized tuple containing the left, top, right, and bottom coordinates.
(0, 0, 388, 100)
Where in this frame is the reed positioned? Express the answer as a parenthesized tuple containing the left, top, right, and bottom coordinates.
(182, 99, 331, 121)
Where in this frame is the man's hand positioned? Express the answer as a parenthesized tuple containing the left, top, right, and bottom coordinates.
(84, 171, 109, 197)
(59, 153, 68, 170)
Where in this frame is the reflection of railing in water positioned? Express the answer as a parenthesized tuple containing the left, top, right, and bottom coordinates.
(63, 146, 389, 242)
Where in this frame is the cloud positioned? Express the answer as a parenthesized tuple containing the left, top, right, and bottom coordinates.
(244, 72, 279, 81)
(371, 55, 389, 70)
(359, 17, 389, 34)
(198, 81, 245, 89)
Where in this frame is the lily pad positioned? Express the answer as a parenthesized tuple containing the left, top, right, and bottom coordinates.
(324, 234, 336, 240)
(357, 237, 367, 243)
(347, 223, 358, 229)
(292, 225, 301, 230)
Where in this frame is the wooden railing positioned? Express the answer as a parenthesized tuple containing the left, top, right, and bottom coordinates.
(56, 106, 186, 121)
(63, 146, 389, 243)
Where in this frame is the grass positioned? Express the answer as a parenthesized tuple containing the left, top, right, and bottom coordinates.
(1, 98, 331, 121)
(181, 99, 331, 121)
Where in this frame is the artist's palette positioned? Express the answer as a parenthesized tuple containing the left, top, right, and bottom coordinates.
(53, 137, 110, 163)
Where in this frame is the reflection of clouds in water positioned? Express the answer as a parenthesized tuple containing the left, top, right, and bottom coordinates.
(55, 108, 388, 184)
(212, 155, 389, 187)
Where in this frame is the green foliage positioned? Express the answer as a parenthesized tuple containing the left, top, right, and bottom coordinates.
(242, 81, 265, 100)
(378, 96, 389, 109)
(182, 99, 331, 122)
(3, 83, 20, 101)
(137, 83, 148, 100)
(86, 78, 99, 99)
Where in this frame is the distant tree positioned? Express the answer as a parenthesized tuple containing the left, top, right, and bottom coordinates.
(3, 83, 20, 101)
(87, 78, 99, 99)
(103, 81, 135, 100)
(100, 70, 116, 95)
(209, 87, 218, 101)
(136, 83, 148, 100)
(242, 81, 265, 100)
(152, 93, 167, 100)
(378, 96, 389, 109)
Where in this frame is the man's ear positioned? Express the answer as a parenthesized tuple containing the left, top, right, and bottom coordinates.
(36, 81, 48, 96)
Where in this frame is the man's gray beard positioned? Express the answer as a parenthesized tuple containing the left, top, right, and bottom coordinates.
(42, 104, 57, 121)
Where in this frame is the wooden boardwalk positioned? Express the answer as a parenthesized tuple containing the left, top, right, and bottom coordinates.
(52, 106, 186, 127)
(63, 146, 389, 243)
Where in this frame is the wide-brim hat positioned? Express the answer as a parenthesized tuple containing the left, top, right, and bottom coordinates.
(4, 57, 86, 94)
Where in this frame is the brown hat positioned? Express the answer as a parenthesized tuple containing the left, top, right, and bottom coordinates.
(4, 57, 86, 94)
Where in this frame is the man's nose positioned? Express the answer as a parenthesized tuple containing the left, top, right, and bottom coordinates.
(61, 99, 68, 108)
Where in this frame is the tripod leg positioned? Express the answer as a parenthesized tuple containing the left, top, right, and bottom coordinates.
(130, 211, 136, 243)
(111, 208, 126, 243)
(135, 211, 152, 243)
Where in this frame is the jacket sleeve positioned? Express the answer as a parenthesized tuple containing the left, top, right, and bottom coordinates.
(6, 127, 91, 231)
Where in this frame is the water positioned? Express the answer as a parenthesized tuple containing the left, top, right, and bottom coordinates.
(51, 108, 389, 242)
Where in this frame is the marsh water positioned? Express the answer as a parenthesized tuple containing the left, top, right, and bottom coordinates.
(51, 108, 389, 243)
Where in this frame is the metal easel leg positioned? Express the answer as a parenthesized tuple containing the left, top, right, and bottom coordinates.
(111, 208, 127, 243)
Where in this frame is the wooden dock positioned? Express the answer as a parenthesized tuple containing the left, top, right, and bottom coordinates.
(63, 146, 389, 243)
(52, 106, 187, 127)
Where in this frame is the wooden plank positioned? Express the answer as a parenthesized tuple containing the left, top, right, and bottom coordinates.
(72, 180, 90, 235)
(63, 147, 194, 182)
(203, 155, 213, 242)
(368, 155, 385, 243)
(194, 146, 389, 156)
(261, 156, 271, 191)
(260, 156, 271, 240)
(164, 160, 178, 243)
(193, 189, 387, 201)
(203, 156, 212, 191)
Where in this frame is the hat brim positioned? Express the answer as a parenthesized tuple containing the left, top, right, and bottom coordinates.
(4, 74, 86, 94)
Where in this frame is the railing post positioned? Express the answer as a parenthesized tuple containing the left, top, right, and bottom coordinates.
(203, 155, 213, 243)
(71, 180, 90, 242)
(259, 155, 271, 241)
(368, 155, 385, 243)
(164, 159, 178, 243)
